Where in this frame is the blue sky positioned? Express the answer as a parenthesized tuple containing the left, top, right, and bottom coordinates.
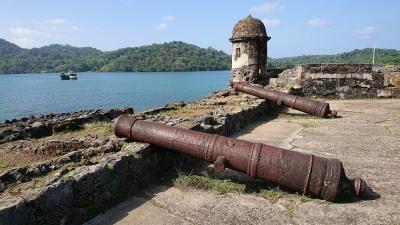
(0, 0, 399, 57)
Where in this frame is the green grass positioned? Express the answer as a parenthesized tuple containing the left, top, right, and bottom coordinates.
(298, 194, 313, 203)
(42, 122, 113, 140)
(279, 112, 322, 120)
(153, 109, 178, 117)
(260, 187, 286, 203)
(153, 108, 196, 118)
(286, 204, 295, 219)
(383, 125, 394, 135)
(82, 122, 113, 136)
(0, 162, 8, 173)
(301, 123, 317, 129)
(107, 163, 114, 171)
(0, 127, 8, 134)
(175, 173, 245, 194)
(174, 170, 299, 203)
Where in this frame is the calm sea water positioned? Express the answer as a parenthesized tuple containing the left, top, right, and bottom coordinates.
(0, 71, 229, 122)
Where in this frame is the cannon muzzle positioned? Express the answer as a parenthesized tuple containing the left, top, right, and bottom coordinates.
(234, 82, 337, 118)
(113, 115, 368, 201)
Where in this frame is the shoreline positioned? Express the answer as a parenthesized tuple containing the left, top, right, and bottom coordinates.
(0, 70, 230, 123)
(0, 89, 281, 225)
(0, 69, 232, 76)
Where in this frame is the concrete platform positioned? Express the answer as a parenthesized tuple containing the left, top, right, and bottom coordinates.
(85, 99, 400, 225)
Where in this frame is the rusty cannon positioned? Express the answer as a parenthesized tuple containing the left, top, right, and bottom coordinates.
(234, 82, 337, 118)
(113, 115, 368, 201)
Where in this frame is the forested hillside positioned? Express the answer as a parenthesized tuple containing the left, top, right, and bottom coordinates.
(1, 38, 399, 74)
(0, 39, 230, 74)
(269, 48, 400, 68)
(98, 42, 230, 72)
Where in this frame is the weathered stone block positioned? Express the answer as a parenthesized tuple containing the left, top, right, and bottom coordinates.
(269, 64, 400, 99)
(384, 72, 400, 87)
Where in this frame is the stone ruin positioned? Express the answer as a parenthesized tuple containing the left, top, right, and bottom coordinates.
(229, 16, 271, 86)
(268, 64, 400, 98)
(229, 16, 400, 99)
(0, 15, 400, 225)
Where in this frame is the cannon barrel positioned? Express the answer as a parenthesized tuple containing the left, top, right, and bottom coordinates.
(234, 82, 337, 118)
(113, 115, 368, 201)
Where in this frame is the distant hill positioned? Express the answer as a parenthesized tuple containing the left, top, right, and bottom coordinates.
(98, 42, 231, 72)
(0, 39, 230, 74)
(269, 48, 400, 69)
(1, 38, 400, 74)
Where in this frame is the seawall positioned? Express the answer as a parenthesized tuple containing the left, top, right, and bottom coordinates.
(0, 90, 280, 225)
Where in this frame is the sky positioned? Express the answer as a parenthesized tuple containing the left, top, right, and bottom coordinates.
(0, 0, 399, 58)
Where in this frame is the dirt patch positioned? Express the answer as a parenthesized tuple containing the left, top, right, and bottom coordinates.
(0, 122, 112, 173)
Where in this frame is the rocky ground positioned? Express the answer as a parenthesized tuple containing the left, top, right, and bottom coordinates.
(0, 90, 278, 225)
(1, 89, 399, 225)
(85, 99, 400, 225)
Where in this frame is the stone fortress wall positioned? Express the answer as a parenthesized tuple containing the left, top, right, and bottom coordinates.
(231, 41, 262, 85)
(0, 91, 279, 225)
(228, 16, 400, 99)
(268, 64, 400, 98)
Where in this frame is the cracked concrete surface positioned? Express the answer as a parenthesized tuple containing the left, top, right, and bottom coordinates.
(85, 99, 400, 225)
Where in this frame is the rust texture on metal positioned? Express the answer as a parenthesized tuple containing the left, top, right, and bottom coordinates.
(234, 82, 337, 118)
(113, 115, 368, 201)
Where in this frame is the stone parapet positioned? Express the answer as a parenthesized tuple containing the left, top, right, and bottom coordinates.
(0, 90, 279, 225)
(269, 64, 400, 99)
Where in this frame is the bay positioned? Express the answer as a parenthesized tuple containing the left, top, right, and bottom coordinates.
(0, 71, 229, 122)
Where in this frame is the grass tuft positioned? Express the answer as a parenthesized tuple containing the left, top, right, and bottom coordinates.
(301, 123, 317, 128)
(298, 194, 313, 203)
(286, 204, 295, 218)
(82, 122, 113, 136)
(174, 170, 297, 203)
(382, 125, 393, 135)
(260, 187, 286, 203)
(279, 112, 321, 120)
(175, 172, 245, 194)
(0, 162, 8, 173)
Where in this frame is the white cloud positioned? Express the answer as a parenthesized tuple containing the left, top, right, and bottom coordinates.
(8, 26, 41, 36)
(262, 18, 281, 27)
(71, 25, 80, 31)
(11, 37, 36, 48)
(163, 16, 175, 22)
(154, 16, 175, 31)
(8, 21, 80, 48)
(355, 26, 376, 39)
(154, 22, 168, 30)
(308, 18, 330, 27)
(45, 18, 67, 25)
(249, 1, 285, 14)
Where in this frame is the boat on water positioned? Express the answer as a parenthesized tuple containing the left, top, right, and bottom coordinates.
(60, 71, 78, 80)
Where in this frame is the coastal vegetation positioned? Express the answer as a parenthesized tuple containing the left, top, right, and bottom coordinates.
(268, 48, 400, 68)
(0, 39, 230, 74)
(0, 38, 400, 74)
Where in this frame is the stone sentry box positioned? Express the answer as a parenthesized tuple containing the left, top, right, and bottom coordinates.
(229, 16, 271, 86)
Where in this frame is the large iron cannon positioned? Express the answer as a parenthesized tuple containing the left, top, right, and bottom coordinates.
(234, 82, 337, 118)
(113, 115, 368, 201)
